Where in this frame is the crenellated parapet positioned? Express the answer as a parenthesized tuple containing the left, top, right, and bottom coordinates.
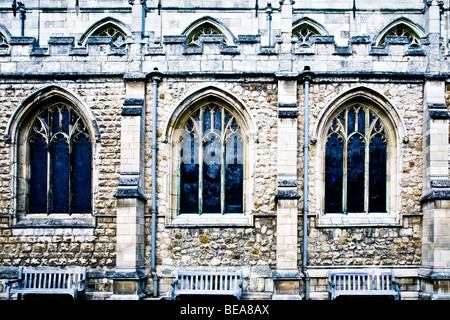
(0, 31, 445, 76)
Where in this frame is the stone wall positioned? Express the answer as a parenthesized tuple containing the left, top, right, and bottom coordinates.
(0, 79, 124, 296)
(0, 0, 449, 301)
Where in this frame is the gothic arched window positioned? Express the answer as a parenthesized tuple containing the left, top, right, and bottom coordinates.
(375, 19, 423, 48)
(293, 25, 321, 48)
(79, 18, 130, 48)
(187, 24, 222, 46)
(178, 104, 244, 214)
(324, 104, 387, 214)
(182, 17, 236, 47)
(27, 103, 92, 214)
(94, 24, 127, 47)
(380, 26, 421, 48)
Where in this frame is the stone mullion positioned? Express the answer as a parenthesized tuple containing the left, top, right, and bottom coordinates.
(342, 109, 348, 214)
(46, 133, 52, 214)
(198, 107, 204, 215)
(365, 108, 371, 213)
(220, 107, 225, 215)
(364, 132, 370, 213)
(112, 72, 148, 300)
(342, 134, 348, 214)
(273, 70, 301, 299)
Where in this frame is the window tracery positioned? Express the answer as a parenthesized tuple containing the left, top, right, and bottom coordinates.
(324, 104, 387, 214)
(94, 25, 127, 47)
(178, 104, 244, 214)
(293, 25, 321, 47)
(379, 26, 421, 47)
(187, 25, 222, 46)
(27, 103, 92, 214)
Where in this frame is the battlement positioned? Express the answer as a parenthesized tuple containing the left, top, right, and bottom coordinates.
(0, 32, 444, 77)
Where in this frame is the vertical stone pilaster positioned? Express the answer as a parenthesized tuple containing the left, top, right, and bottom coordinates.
(111, 73, 148, 300)
(420, 76, 450, 299)
(129, 0, 146, 36)
(279, 0, 295, 72)
(424, 0, 443, 36)
(423, 79, 449, 193)
(273, 73, 301, 299)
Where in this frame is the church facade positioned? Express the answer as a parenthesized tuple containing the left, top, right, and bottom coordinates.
(0, 0, 449, 300)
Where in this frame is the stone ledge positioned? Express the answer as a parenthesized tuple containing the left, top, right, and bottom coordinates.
(420, 189, 450, 202)
(275, 189, 300, 200)
(114, 187, 147, 201)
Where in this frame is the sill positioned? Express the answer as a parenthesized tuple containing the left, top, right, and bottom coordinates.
(316, 212, 400, 227)
(166, 213, 254, 228)
(11, 213, 95, 228)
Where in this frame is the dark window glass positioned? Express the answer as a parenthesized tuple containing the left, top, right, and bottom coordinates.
(225, 133, 244, 213)
(179, 122, 199, 213)
(324, 106, 388, 214)
(202, 135, 221, 213)
(325, 134, 343, 213)
(347, 135, 365, 212)
(369, 134, 387, 212)
(178, 105, 244, 214)
(72, 135, 93, 213)
(27, 104, 92, 214)
(29, 135, 48, 213)
(51, 136, 70, 213)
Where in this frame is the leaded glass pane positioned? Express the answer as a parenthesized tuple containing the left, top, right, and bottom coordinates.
(177, 104, 244, 215)
(369, 134, 387, 212)
(72, 135, 92, 213)
(357, 109, 365, 135)
(325, 134, 343, 213)
(347, 108, 355, 135)
(347, 135, 365, 212)
(179, 161, 199, 213)
(51, 135, 70, 213)
(225, 133, 244, 213)
(179, 122, 199, 213)
(29, 135, 48, 213)
(202, 134, 222, 213)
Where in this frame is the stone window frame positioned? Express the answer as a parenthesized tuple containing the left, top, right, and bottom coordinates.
(374, 17, 424, 48)
(182, 16, 237, 47)
(312, 86, 407, 227)
(323, 103, 388, 214)
(292, 17, 329, 48)
(78, 17, 131, 48)
(177, 103, 245, 215)
(27, 103, 92, 214)
(5, 85, 100, 228)
(163, 86, 258, 227)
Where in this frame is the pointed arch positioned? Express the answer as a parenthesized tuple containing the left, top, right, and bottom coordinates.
(6, 85, 100, 144)
(79, 17, 131, 47)
(374, 17, 424, 47)
(165, 86, 256, 226)
(292, 17, 329, 47)
(182, 16, 237, 46)
(163, 85, 258, 144)
(7, 85, 98, 221)
(313, 86, 406, 227)
(313, 86, 407, 143)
